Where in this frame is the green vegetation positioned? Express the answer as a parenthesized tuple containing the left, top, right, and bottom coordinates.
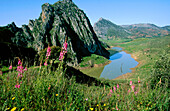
(0, 35, 169, 110)
(79, 54, 109, 68)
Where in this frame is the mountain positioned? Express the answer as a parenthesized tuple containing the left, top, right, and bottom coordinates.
(93, 18, 130, 39)
(162, 25, 170, 32)
(122, 23, 169, 38)
(94, 18, 169, 39)
(0, 0, 109, 66)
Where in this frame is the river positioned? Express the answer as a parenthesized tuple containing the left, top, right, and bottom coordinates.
(100, 47, 138, 79)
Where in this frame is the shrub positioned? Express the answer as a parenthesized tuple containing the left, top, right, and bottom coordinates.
(150, 49, 170, 88)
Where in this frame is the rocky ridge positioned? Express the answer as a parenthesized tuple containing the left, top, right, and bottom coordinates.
(0, 0, 109, 66)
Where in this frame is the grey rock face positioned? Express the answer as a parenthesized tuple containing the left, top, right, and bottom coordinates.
(2, 0, 109, 65)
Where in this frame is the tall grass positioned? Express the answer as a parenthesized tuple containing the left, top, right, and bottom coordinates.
(0, 36, 169, 110)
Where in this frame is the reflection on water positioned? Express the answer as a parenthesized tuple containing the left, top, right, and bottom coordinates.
(100, 47, 138, 80)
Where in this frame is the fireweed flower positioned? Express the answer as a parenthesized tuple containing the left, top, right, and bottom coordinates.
(110, 89, 113, 93)
(46, 46, 51, 57)
(15, 84, 20, 88)
(44, 46, 51, 66)
(18, 59, 22, 65)
(44, 62, 48, 66)
(85, 98, 88, 101)
(134, 91, 138, 95)
(131, 85, 135, 91)
(59, 41, 68, 61)
(130, 81, 133, 85)
(9, 65, 12, 69)
(114, 86, 116, 91)
(63, 42, 68, 52)
(117, 84, 119, 89)
(24, 67, 27, 71)
(59, 51, 64, 60)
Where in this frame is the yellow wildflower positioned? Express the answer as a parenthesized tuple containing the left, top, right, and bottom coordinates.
(55, 94, 58, 96)
(104, 104, 106, 106)
(7, 108, 10, 110)
(21, 108, 24, 111)
(90, 108, 94, 110)
(97, 104, 99, 106)
(11, 107, 17, 111)
(12, 97, 15, 100)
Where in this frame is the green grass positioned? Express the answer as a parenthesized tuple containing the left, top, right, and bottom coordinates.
(79, 54, 109, 68)
(1, 62, 169, 110)
(80, 66, 105, 78)
(0, 36, 169, 110)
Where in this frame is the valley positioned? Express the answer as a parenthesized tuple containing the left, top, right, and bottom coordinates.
(0, 0, 169, 110)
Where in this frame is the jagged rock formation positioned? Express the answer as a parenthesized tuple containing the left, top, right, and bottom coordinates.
(0, 0, 109, 66)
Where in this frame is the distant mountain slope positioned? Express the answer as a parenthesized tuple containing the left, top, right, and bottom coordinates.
(122, 23, 169, 38)
(93, 18, 130, 39)
(93, 18, 169, 39)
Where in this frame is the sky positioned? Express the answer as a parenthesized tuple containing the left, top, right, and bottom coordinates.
(0, 0, 170, 27)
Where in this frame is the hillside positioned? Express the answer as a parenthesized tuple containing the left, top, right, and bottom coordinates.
(94, 18, 169, 39)
(0, 0, 109, 66)
(93, 18, 130, 39)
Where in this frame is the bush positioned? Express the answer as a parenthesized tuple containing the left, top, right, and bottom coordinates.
(150, 49, 170, 88)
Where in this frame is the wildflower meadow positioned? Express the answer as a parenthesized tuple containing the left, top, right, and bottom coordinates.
(0, 36, 169, 111)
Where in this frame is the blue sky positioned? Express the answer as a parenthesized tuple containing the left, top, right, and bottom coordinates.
(0, 0, 170, 27)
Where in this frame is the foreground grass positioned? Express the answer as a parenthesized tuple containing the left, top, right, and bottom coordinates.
(0, 36, 169, 110)
(0, 63, 169, 111)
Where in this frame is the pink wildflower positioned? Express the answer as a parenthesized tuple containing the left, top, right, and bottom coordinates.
(131, 85, 135, 91)
(46, 46, 51, 57)
(117, 84, 119, 89)
(9, 65, 12, 69)
(134, 91, 138, 95)
(63, 42, 68, 51)
(44, 62, 48, 66)
(24, 67, 27, 71)
(15, 84, 20, 88)
(130, 81, 132, 85)
(110, 89, 113, 93)
(18, 59, 22, 65)
(17, 73, 23, 78)
(117, 94, 120, 97)
(138, 80, 141, 83)
(113, 86, 116, 91)
(59, 51, 64, 60)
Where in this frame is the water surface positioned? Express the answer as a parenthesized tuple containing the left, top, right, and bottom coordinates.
(100, 47, 138, 79)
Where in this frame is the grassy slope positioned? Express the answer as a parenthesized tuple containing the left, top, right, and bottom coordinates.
(0, 36, 169, 110)
(100, 36, 170, 80)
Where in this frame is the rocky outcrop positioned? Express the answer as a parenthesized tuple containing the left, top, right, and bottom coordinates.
(0, 0, 109, 66)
